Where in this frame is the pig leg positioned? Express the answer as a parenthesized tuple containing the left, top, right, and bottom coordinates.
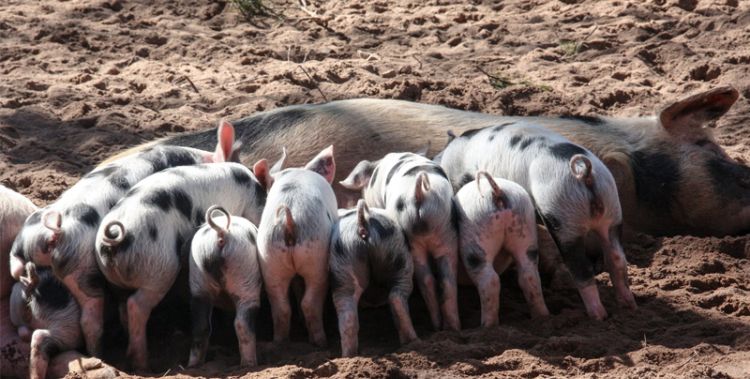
(598, 231, 637, 310)
(234, 301, 260, 367)
(29, 329, 58, 379)
(298, 259, 329, 347)
(511, 248, 550, 318)
(126, 288, 168, 372)
(332, 288, 361, 357)
(262, 262, 295, 343)
(433, 241, 461, 331)
(411, 246, 441, 330)
(462, 244, 500, 328)
(558, 237, 607, 320)
(63, 275, 103, 356)
(188, 297, 213, 367)
(388, 279, 417, 345)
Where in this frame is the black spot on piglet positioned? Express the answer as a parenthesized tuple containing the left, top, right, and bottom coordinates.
(231, 166, 253, 185)
(549, 143, 587, 160)
(144, 190, 172, 211)
(66, 204, 100, 228)
(172, 189, 193, 219)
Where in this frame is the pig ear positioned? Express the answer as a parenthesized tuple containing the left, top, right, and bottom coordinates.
(253, 159, 273, 190)
(305, 145, 336, 184)
(339, 160, 375, 191)
(659, 86, 739, 132)
(415, 141, 432, 157)
(212, 120, 236, 162)
(270, 148, 288, 174)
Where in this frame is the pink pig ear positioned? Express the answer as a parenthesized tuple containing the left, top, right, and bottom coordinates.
(253, 159, 273, 190)
(305, 145, 336, 184)
(212, 120, 236, 162)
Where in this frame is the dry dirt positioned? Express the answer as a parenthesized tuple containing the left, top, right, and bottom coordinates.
(1, 0, 749, 378)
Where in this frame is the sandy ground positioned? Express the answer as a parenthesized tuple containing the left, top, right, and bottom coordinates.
(1, 0, 749, 378)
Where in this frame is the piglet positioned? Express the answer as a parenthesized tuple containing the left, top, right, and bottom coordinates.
(454, 172, 549, 327)
(9, 120, 239, 357)
(94, 161, 269, 371)
(438, 124, 636, 320)
(330, 200, 417, 357)
(1, 185, 37, 299)
(188, 205, 261, 367)
(257, 146, 338, 347)
(10, 263, 82, 379)
(340, 152, 460, 331)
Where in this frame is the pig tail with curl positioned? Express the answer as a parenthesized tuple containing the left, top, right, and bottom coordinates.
(101, 221, 126, 247)
(206, 205, 231, 248)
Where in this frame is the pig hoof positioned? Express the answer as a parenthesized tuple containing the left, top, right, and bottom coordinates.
(617, 295, 638, 310)
(587, 308, 608, 321)
(239, 358, 257, 367)
(310, 334, 327, 348)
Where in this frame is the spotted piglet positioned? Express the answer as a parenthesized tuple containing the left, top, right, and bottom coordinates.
(257, 146, 338, 347)
(188, 205, 261, 367)
(330, 200, 417, 357)
(94, 161, 269, 371)
(9, 121, 239, 357)
(438, 124, 636, 320)
(454, 172, 549, 327)
(10, 263, 82, 379)
(340, 152, 460, 331)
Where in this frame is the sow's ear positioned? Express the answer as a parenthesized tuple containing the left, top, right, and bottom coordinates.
(212, 120, 236, 162)
(253, 159, 273, 190)
(305, 145, 336, 184)
(659, 86, 739, 133)
(339, 160, 376, 191)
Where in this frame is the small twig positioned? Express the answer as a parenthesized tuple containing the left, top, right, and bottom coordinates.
(357, 50, 381, 61)
(297, 64, 328, 102)
(412, 53, 423, 69)
(161, 368, 171, 377)
(298, 0, 318, 17)
(675, 351, 698, 369)
(182, 75, 200, 94)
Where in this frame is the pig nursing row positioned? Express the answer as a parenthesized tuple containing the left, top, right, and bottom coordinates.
(5, 119, 637, 376)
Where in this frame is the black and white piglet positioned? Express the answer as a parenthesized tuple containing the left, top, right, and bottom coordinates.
(10, 263, 82, 379)
(188, 206, 261, 367)
(257, 146, 338, 347)
(437, 124, 636, 320)
(94, 161, 268, 371)
(9, 121, 239, 356)
(329, 200, 418, 357)
(454, 172, 549, 327)
(340, 152, 461, 331)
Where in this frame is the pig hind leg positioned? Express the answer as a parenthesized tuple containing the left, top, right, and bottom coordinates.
(262, 262, 295, 343)
(388, 270, 417, 344)
(63, 274, 104, 357)
(187, 297, 213, 367)
(234, 300, 260, 367)
(557, 236, 607, 320)
(432, 243, 461, 331)
(331, 272, 363, 357)
(462, 244, 501, 328)
(509, 247, 549, 318)
(597, 229, 637, 310)
(411, 246, 442, 330)
(29, 329, 59, 379)
(126, 287, 170, 372)
(296, 253, 329, 347)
